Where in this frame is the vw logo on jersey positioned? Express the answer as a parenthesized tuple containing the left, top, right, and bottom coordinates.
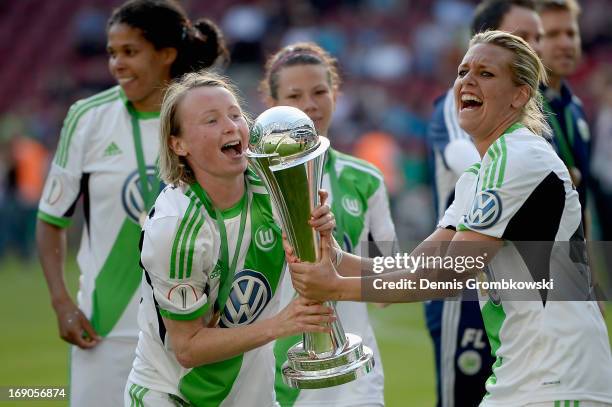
(466, 190, 502, 230)
(220, 270, 272, 328)
(254, 225, 277, 252)
(121, 166, 163, 223)
(341, 195, 362, 217)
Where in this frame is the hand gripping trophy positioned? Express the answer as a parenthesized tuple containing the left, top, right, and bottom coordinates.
(247, 106, 374, 389)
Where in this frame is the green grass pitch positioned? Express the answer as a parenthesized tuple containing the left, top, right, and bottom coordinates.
(1, 256, 610, 406)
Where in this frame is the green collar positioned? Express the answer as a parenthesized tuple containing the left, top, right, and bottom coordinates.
(120, 88, 160, 119)
(503, 122, 524, 135)
(190, 182, 247, 220)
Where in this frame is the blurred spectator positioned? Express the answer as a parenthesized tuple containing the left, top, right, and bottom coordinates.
(353, 131, 405, 196)
(221, 3, 267, 63)
(73, 5, 108, 57)
(0, 113, 49, 259)
(590, 66, 612, 241)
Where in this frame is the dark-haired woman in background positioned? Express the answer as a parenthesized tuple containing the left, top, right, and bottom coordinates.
(36, 1, 227, 405)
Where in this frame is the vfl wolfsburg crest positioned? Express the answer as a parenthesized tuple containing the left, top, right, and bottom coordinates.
(466, 190, 502, 229)
(457, 350, 482, 376)
(44, 175, 63, 206)
(341, 195, 362, 217)
(254, 225, 277, 252)
(249, 122, 263, 147)
(122, 166, 163, 223)
(167, 283, 199, 310)
(220, 269, 272, 328)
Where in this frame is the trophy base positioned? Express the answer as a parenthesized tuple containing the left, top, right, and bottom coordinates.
(281, 333, 375, 389)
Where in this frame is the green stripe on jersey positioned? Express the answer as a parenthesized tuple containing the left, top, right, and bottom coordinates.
(178, 187, 285, 406)
(37, 210, 71, 228)
(130, 384, 148, 407)
(465, 163, 481, 175)
(246, 166, 264, 185)
(496, 136, 508, 188)
(170, 194, 205, 280)
(481, 299, 506, 391)
(128, 383, 137, 407)
(180, 355, 244, 407)
(55, 88, 120, 168)
(170, 199, 195, 279)
(274, 334, 301, 406)
(482, 136, 508, 190)
(159, 302, 209, 321)
(178, 200, 204, 280)
(90, 218, 142, 336)
(484, 141, 499, 190)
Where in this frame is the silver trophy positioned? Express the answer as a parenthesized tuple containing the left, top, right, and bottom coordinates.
(247, 106, 374, 389)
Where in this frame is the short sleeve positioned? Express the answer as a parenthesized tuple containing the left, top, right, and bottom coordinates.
(457, 137, 563, 240)
(438, 198, 460, 230)
(38, 102, 90, 228)
(141, 201, 216, 321)
(438, 168, 479, 230)
(367, 181, 398, 256)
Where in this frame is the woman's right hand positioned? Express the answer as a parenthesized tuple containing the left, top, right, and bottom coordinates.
(273, 296, 335, 339)
(53, 298, 101, 349)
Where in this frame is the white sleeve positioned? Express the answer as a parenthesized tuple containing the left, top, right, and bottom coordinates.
(141, 206, 215, 321)
(457, 143, 554, 239)
(444, 139, 480, 176)
(367, 181, 399, 256)
(38, 102, 89, 228)
(437, 170, 479, 230)
(437, 198, 460, 230)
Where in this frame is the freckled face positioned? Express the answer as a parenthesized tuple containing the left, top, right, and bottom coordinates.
(171, 86, 249, 181)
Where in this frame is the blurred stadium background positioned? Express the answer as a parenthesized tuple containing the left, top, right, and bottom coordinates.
(0, 0, 610, 406)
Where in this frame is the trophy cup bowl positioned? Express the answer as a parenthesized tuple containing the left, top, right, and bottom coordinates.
(247, 106, 374, 388)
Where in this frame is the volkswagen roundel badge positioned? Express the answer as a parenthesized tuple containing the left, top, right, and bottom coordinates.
(220, 270, 272, 328)
(466, 189, 502, 229)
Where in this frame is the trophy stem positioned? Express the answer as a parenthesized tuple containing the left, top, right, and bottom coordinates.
(303, 302, 347, 357)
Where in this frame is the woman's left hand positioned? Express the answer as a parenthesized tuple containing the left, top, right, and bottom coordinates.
(288, 234, 342, 301)
(309, 189, 335, 236)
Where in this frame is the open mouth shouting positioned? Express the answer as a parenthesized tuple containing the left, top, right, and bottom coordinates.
(221, 139, 243, 158)
(460, 93, 483, 111)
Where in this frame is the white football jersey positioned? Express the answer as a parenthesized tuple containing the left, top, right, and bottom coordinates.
(38, 86, 161, 338)
(439, 124, 612, 406)
(275, 149, 398, 407)
(129, 177, 286, 407)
